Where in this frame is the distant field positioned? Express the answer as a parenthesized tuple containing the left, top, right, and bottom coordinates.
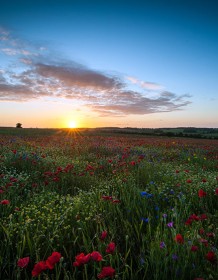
(1, 126, 218, 139)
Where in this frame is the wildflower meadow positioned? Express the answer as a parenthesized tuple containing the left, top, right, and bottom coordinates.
(0, 129, 217, 279)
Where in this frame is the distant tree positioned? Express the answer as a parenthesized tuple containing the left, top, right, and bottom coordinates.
(16, 123, 22, 128)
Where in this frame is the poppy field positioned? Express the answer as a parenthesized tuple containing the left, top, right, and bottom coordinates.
(0, 129, 218, 279)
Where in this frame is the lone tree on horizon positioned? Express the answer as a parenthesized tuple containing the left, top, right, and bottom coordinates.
(16, 123, 22, 128)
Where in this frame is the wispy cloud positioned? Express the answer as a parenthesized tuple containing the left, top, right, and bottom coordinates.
(126, 76, 164, 91)
(0, 26, 192, 115)
(0, 26, 10, 41)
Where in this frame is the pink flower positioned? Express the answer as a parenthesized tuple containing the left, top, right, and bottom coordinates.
(106, 242, 116, 254)
(98, 266, 115, 279)
(17, 257, 30, 268)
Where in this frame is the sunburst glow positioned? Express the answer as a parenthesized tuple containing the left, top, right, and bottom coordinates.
(68, 120, 77, 128)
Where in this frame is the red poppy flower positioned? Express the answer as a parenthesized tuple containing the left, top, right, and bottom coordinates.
(190, 214, 200, 221)
(202, 178, 207, 182)
(200, 214, 207, 220)
(185, 218, 193, 225)
(175, 234, 184, 244)
(206, 232, 215, 238)
(100, 230, 108, 241)
(198, 189, 207, 197)
(101, 195, 113, 201)
(97, 266, 115, 279)
(91, 251, 103, 262)
(186, 179, 192, 183)
(199, 239, 208, 247)
(205, 251, 216, 263)
(106, 242, 116, 254)
(0, 199, 10, 205)
(112, 199, 121, 204)
(191, 245, 198, 252)
(17, 257, 30, 268)
(32, 261, 48, 277)
(46, 252, 61, 269)
(215, 188, 218, 195)
(73, 253, 91, 267)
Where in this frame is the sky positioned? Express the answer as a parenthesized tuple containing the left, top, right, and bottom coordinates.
(0, 0, 217, 128)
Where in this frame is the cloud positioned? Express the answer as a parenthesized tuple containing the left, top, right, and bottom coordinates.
(0, 26, 192, 115)
(19, 58, 33, 65)
(89, 90, 191, 116)
(1, 48, 18, 56)
(0, 83, 37, 101)
(126, 76, 164, 90)
(34, 63, 123, 91)
(0, 27, 10, 41)
(0, 61, 192, 114)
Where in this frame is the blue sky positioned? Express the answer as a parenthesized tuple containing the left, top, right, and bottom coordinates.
(0, 0, 217, 128)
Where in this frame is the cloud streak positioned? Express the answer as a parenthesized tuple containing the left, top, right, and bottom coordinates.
(126, 76, 164, 91)
(0, 26, 191, 116)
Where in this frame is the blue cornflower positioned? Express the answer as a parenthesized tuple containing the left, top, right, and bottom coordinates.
(140, 191, 148, 197)
(141, 217, 149, 223)
(140, 191, 153, 198)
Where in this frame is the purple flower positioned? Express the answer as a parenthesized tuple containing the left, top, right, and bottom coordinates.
(167, 222, 174, 228)
(172, 254, 178, 260)
(160, 242, 166, 249)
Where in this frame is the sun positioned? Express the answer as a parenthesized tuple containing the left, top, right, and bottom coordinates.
(68, 120, 77, 129)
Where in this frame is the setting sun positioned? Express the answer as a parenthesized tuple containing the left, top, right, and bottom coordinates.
(68, 120, 77, 128)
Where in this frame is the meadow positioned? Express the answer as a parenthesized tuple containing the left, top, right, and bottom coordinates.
(0, 128, 217, 279)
